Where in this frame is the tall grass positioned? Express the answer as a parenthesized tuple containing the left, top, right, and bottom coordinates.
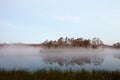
(0, 69, 120, 80)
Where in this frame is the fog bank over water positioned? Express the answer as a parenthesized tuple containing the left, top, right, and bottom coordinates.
(0, 45, 120, 71)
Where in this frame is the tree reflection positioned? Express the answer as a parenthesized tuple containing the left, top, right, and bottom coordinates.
(114, 54, 120, 59)
(42, 55, 104, 66)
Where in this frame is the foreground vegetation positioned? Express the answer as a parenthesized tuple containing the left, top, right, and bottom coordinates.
(0, 69, 120, 80)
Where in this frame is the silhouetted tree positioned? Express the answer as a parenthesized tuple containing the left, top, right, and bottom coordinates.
(113, 42, 120, 48)
(58, 37, 64, 46)
(91, 38, 103, 48)
(83, 39, 90, 47)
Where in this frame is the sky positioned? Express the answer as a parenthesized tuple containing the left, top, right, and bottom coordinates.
(0, 0, 120, 45)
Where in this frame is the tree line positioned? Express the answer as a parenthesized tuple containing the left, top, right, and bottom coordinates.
(41, 37, 103, 48)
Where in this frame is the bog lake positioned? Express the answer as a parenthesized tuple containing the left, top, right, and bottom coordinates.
(0, 45, 120, 71)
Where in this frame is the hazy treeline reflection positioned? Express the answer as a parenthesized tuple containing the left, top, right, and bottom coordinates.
(43, 56, 104, 66)
(41, 48, 104, 66)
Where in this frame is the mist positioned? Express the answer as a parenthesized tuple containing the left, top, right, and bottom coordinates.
(0, 45, 120, 71)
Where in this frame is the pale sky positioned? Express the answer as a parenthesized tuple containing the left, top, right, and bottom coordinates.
(0, 0, 120, 45)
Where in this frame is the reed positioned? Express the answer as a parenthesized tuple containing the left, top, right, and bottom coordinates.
(0, 69, 120, 80)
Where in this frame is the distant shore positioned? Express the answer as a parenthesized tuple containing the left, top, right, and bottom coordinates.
(0, 37, 119, 49)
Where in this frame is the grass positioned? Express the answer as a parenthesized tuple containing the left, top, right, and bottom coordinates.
(0, 69, 120, 80)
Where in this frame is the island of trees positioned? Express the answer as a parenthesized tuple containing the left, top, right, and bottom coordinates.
(41, 37, 103, 48)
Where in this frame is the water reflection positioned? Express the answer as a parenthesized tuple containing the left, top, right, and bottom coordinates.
(114, 54, 120, 59)
(42, 51, 104, 66)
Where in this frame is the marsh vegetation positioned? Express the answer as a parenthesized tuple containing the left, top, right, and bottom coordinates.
(0, 69, 120, 80)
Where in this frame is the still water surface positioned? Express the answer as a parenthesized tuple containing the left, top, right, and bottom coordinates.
(0, 45, 120, 71)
